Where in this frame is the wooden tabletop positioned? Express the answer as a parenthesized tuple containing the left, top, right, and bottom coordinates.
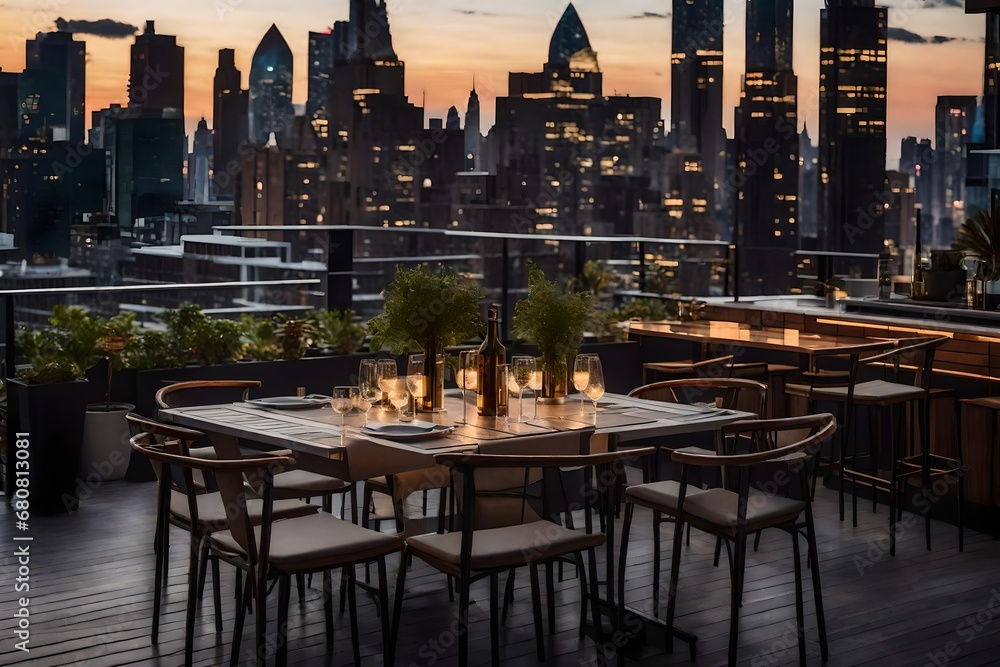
(160, 390, 753, 481)
(629, 320, 895, 356)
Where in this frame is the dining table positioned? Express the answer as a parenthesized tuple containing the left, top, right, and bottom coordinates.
(159, 387, 755, 647)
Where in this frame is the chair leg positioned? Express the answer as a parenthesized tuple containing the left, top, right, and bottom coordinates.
(378, 557, 393, 667)
(529, 563, 546, 661)
(276, 575, 291, 667)
(211, 556, 223, 632)
(923, 398, 933, 551)
(617, 503, 634, 664)
(728, 533, 747, 666)
(501, 570, 516, 622)
(664, 515, 686, 656)
(459, 569, 472, 667)
(805, 508, 829, 661)
(489, 573, 501, 667)
(544, 562, 556, 633)
(255, 568, 268, 667)
(197, 536, 210, 600)
(323, 570, 334, 644)
(575, 553, 587, 639)
(185, 534, 200, 667)
(347, 565, 362, 666)
(231, 574, 252, 666)
(390, 546, 410, 656)
(151, 518, 166, 644)
(652, 512, 662, 617)
(792, 530, 806, 665)
(587, 547, 605, 645)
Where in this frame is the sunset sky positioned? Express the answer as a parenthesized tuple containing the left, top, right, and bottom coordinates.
(0, 0, 986, 164)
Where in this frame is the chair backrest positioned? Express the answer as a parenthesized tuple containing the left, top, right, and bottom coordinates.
(472, 430, 592, 529)
(155, 379, 262, 409)
(719, 413, 837, 458)
(434, 443, 656, 570)
(861, 336, 950, 392)
(629, 377, 767, 418)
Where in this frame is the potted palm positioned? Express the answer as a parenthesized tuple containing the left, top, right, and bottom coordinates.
(367, 266, 483, 411)
(513, 261, 593, 403)
(953, 208, 1000, 309)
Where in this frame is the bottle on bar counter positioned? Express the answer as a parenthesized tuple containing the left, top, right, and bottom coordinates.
(911, 206, 926, 299)
(477, 306, 507, 417)
(973, 261, 986, 310)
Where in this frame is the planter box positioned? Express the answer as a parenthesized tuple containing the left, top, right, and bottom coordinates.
(6, 378, 89, 515)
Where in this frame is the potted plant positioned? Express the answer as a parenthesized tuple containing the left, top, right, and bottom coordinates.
(309, 309, 367, 355)
(924, 250, 967, 303)
(12, 306, 95, 514)
(367, 266, 483, 411)
(953, 208, 1000, 309)
(512, 261, 593, 403)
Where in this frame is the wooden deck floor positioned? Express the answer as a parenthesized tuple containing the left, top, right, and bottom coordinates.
(1, 480, 998, 667)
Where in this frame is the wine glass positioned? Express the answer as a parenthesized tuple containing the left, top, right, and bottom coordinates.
(359, 358, 377, 404)
(512, 356, 536, 423)
(527, 359, 543, 420)
(584, 357, 605, 419)
(387, 379, 411, 424)
(376, 359, 398, 410)
(331, 386, 353, 443)
(573, 354, 597, 414)
(497, 363, 513, 423)
(406, 372, 426, 413)
(350, 386, 372, 426)
(407, 353, 425, 409)
(457, 350, 478, 424)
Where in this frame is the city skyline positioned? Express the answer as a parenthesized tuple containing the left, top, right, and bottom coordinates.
(0, 0, 985, 164)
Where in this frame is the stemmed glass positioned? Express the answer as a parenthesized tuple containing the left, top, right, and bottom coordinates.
(350, 386, 373, 426)
(457, 350, 478, 425)
(387, 379, 411, 424)
(527, 360, 543, 420)
(512, 356, 536, 423)
(583, 357, 605, 419)
(376, 359, 398, 410)
(359, 359, 379, 420)
(407, 353, 426, 413)
(573, 354, 597, 414)
(331, 386, 353, 443)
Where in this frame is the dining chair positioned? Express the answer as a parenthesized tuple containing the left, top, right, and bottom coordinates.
(617, 413, 837, 666)
(390, 429, 655, 667)
(156, 379, 356, 519)
(642, 354, 736, 385)
(626, 377, 768, 600)
(131, 420, 405, 667)
(127, 414, 320, 665)
(788, 336, 962, 555)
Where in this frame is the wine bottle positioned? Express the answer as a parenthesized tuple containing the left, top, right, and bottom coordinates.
(911, 207, 925, 299)
(477, 307, 507, 417)
(974, 261, 986, 310)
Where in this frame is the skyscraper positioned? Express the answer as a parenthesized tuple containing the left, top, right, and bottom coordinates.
(670, 0, 725, 236)
(307, 30, 335, 140)
(129, 21, 184, 120)
(249, 24, 294, 146)
(213, 49, 247, 199)
(446, 106, 461, 131)
(735, 0, 799, 295)
(18, 31, 86, 143)
(932, 96, 976, 246)
(0, 68, 19, 154)
(818, 0, 888, 265)
(189, 118, 212, 204)
(348, 0, 398, 62)
(464, 84, 481, 170)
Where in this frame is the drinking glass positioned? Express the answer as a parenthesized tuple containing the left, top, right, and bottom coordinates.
(527, 359, 543, 420)
(331, 386, 353, 443)
(407, 353, 425, 409)
(350, 386, 372, 425)
(573, 354, 597, 414)
(583, 357, 605, 418)
(406, 373, 426, 414)
(376, 359, 398, 410)
(457, 350, 478, 424)
(387, 379, 411, 424)
(512, 356, 536, 423)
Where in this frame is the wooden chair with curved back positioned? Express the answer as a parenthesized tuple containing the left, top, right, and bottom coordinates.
(155, 380, 356, 519)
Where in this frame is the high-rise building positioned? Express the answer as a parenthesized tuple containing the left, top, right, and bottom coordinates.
(932, 95, 976, 247)
(0, 68, 18, 154)
(129, 21, 184, 120)
(249, 24, 294, 146)
(18, 31, 86, 143)
(799, 125, 819, 239)
(818, 0, 888, 267)
(348, 0, 398, 62)
(671, 0, 725, 234)
(900, 135, 934, 215)
(307, 30, 335, 140)
(213, 49, 247, 199)
(109, 115, 186, 229)
(464, 84, 481, 170)
(189, 118, 213, 204)
(735, 0, 799, 295)
(1, 137, 105, 261)
(964, 2, 1000, 216)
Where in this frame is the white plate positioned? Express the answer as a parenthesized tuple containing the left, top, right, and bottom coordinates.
(245, 396, 330, 410)
(361, 422, 455, 440)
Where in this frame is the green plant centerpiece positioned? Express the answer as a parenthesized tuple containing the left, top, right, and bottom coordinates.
(367, 266, 483, 410)
(512, 261, 593, 403)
